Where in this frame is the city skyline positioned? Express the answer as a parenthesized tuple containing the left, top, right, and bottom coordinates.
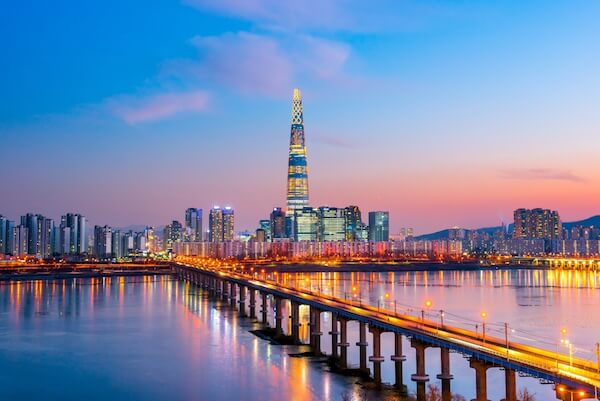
(2, 1, 600, 233)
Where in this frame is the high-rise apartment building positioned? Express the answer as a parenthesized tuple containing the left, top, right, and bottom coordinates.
(259, 219, 271, 242)
(12, 225, 28, 256)
(209, 207, 223, 242)
(512, 208, 561, 240)
(222, 207, 235, 242)
(163, 221, 183, 250)
(286, 89, 309, 217)
(185, 208, 203, 241)
(60, 213, 86, 254)
(318, 207, 346, 241)
(368, 211, 390, 242)
(93, 225, 112, 259)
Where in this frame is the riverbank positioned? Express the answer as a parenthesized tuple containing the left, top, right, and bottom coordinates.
(0, 264, 173, 281)
(257, 261, 536, 273)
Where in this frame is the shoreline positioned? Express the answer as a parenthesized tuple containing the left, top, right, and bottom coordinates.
(257, 262, 541, 273)
(0, 264, 173, 281)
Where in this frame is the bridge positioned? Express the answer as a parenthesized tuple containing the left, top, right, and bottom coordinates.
(173, 258, 600, 401)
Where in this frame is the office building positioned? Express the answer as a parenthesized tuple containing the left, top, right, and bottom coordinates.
(368, 211, 390, 242)
(344, 206, 362, 241)
(185, 208, 203, 242)
(270, 208, 286, 240)
(318, 207, 346, 241)
(294, 207, 318, 241)
(209, 207, 223, 242)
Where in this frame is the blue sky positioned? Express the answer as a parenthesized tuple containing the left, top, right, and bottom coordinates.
(2, 1, 600, 233)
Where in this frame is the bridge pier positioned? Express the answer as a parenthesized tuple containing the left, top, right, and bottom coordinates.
(368, 325, 385, 388)
(260, 292, 268, 325)
(249, 289, 256, 319)
(229, 282, 237, 308)
(310, 307, 322, 356)
(500, 368, 517, 401)
(436, 347, 453, 401)
(411, 339, 430, 401)
(274, 297, 283, 337)
(221, 280, 228, 301)
(469, 359, 491, 401)
(356, 321, 369, 374)
(290, 301, 301, 344)
(391, 332, 407, 394)
(329, 312, 339, 359)
(238, 285, 246, 317)
(338, 317, 349, 369)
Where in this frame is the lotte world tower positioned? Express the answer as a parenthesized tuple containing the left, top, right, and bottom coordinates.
(286, 88, 309, 216)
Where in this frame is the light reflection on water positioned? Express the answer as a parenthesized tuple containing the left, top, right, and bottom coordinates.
(1, 269, 598, 401)
(0, 276, 365, 401)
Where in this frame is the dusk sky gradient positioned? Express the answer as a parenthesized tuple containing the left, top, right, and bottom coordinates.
(2, 1, 600, 234)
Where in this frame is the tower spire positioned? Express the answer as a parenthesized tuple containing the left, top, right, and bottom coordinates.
(286, 88, 309, 216)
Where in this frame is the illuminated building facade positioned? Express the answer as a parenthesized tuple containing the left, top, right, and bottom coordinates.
(286, 88, 309, 217)
(222, 207, 235, 242)
(185, 208, 203, 242)
(368, 211, 390, 242)
(294, 207, 318, 241)
(513, 208, 561, 240)
(318, 207, 346, 241)
(270, 207, 286, 240)
(344, 206, 362, 241)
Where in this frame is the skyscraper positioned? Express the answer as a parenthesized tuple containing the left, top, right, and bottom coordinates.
(270, 207, 286, 240)
(368, 211, 390, 242)
(184, 208, 203, 241)
(60, 213, 86, 255)
(344, 206, 362, 241)
(222, 207, 235, 242)
(209, 207, 223, 243)
(294, 207, 318, 241)
(318, 207, 346, 241)
(286, 88, 309, 217)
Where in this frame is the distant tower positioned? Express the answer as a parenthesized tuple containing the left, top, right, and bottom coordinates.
(286, 88, 309, 217)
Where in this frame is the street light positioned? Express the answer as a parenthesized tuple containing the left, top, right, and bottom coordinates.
(422, 299, 432, 323)
(480, 311, 487, 343)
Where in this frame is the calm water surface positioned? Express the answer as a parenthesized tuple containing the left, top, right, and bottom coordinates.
(0, 276, 360, 401)
(1, 269, 599, 401)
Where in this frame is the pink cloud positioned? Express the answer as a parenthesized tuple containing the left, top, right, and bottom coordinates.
(499, 168, 586, 183)
(187, 32, 293, 96)
(109, 91, 210, 124)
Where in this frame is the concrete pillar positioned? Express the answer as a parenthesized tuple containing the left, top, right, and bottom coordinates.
(390, 332, 407, 394)
(229, 282, 237, 308)
(368, 325, 385, 388)
(410, 339, 430, 401)
(436, 348, 453, 401)
(356, 321, 369, 373)
(238, 285, 246, 317)
(221, 280, 228, 301)
(329, 312, 339, 359)
(338, 318, 349, 369)
(249, 289, 256, 319)
(310, 307, 322, 355)
(274, 297, 283, 336)
(291, 301, 301, 344)
(501, 368, 517, 401)
(469, 359, 491, 401)
(261, 292, 268, 325)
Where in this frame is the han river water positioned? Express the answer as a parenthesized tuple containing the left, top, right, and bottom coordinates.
(0, 268, 599, 400)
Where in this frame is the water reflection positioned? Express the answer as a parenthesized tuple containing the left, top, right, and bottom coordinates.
(0, 277, 367, 401)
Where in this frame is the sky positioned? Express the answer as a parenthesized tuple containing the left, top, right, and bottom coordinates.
(1, 0, 600, 234)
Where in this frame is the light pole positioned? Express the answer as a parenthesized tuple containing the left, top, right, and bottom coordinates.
(504, 322, 510, 360)
(439, 309, 444, 328)
(480, 311, 487, 344)
(422, 300, 432, 325)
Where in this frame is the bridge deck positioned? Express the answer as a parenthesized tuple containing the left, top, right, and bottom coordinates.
(176, 262, 600, 394)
